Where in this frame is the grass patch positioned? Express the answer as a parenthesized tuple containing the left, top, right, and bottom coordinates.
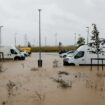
(31, 46, 77, 52)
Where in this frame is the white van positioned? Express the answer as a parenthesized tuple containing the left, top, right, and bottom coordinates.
(63, 45, 105, 66)
(0, 46, 25, 60)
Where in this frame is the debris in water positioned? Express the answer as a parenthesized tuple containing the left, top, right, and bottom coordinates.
(31, 67, 39, 71)
(58, 71, 69, 75)
(2, 101, 7, 105)
(96, 73, 105, 77)
(59, 80, 72, 89)
(53, 59, 59, 68)
(51, 77, 72, 89)
(34, 91, 45, 105)
(0, 64, 3, 72)
(21, 63, 25, 68)
(6, 80, 16, 96)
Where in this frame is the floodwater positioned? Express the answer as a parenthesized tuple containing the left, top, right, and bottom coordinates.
(0, 53, 105, 105)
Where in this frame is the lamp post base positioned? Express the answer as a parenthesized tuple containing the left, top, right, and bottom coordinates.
(38, 59, 42, 67)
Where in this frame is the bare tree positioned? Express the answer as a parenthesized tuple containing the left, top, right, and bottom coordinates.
(77, 36, 85, 46)
(28, 41, 31, 47)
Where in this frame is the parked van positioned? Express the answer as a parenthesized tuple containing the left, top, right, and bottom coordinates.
(19, 47, 32, 55)
(63, 45, 105, 66)
(0, 46, 25, 60)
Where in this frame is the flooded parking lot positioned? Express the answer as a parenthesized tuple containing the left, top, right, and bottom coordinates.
(0, 53, 105, 105)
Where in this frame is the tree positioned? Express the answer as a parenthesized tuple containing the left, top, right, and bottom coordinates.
(91, 24, 100, 52)
(28, 42, 31, 47)
(91, 24, 105, 58)
(77, 36, 85, 46)
(59, 42, 62, 46)
(59, 42, 62, 51)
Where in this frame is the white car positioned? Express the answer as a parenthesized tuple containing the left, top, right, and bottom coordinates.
(20, 51, 29, 57)
(59, 50, 75, 58)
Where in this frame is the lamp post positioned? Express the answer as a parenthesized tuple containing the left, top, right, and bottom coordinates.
(86, 27, 89, 44)
(55, 33, 57, 46)
(45, 36, 47, 47)
(38, 9, 42, 67)
(74, 33, 76, 45)
(14, 33, 17, 47)
(0, 26, 3, 46)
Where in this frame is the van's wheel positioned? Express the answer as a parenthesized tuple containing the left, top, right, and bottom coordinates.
(21, 56, 25, 60)
(63, 62, 69, 66)
(69, 63, 75, 66)
(14, 57, 20, 60)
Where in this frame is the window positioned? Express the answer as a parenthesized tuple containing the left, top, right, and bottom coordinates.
(10, 49, 17, 54)
(74, 51, 84, 59)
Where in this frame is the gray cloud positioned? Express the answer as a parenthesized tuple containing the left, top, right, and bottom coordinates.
(0, 0, 105, 46)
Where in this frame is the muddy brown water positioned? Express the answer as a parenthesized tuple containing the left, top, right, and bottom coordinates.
(0, 53, 105, 105)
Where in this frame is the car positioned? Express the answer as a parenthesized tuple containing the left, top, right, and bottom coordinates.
(59, 50, 67, 54)
(19, 47, 32, 55)
(18, 49, 29, 57)
(59, 50, 75, 58)
(21, 51, 29, 57)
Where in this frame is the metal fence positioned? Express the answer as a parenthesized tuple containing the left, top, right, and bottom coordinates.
(0, 52, 4, 61)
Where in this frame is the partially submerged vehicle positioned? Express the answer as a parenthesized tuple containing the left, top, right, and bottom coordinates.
(63, 44, 105, 66)
(0, 46, 25, 60)
(59, 50, 75, 58)
(18, 49, 29, 57)
(19, 47, 32, 55)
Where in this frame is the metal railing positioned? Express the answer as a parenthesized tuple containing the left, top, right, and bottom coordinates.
(0, 52, 4, 61)
(91, 58, 105, 70)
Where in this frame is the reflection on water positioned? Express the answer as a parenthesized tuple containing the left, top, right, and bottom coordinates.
(0, 53, 105, 105)
(85, 72, 105, 98)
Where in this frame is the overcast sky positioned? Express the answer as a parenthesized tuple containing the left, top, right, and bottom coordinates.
(0, 0, 105, 46)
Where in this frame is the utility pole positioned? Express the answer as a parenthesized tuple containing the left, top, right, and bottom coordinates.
(38, 9, 42, 67)
(24, 34, 27, 47)
(14, 33, 17, 47)
(55, 33, 57, 46)
(86, 27, 89, 44)
(45, 36, 47, 47)
(0, 26, 3, 46)
(74, 33, 76, 45)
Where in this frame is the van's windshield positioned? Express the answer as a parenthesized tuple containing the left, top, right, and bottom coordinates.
(73, 50, 78, 56)
(10, 49, 20, 54)
(74, 51, 85, 59)
(15, 49, 21, 54)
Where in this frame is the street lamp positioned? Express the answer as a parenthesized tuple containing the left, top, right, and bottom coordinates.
(14, 33, 17, 47)
(38, 9, 42, 67)
(55, 33, 57, 46)
(74, 33, 77, 45)
(86, 27, 89, 44)
(45, 36, 47, 47)
(0, 26, 3, 46)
